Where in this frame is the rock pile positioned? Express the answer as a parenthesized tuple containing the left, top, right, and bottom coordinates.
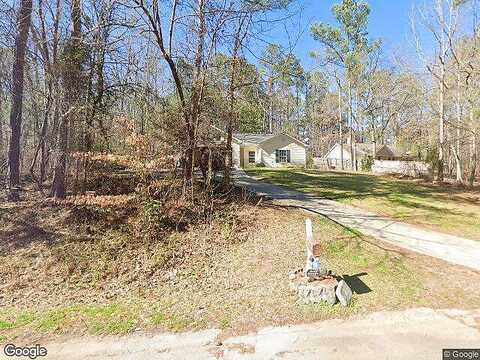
(289, 269, 352, 306)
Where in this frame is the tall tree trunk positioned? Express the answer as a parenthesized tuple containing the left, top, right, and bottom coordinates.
(183, 0, 205, 189)
(468, 134, 477, 187)
(51, 114, 68, 197)
(51, 0, 82, 198)
(468, 108, 477, 187)
(437, 0, 446, 182)
(223, 46, 238, 187)
(352, 85, 359, 172)
(0, 89, 4, 162)
(30, 0, 55, 191)
(295, 85, 300, 137)
(29, 90, 51, 191)
(348, 80, 354, 171)
(267, 77, 273, 133)
(0, 50, 3, 161)
(454, 70, 463, 183)
(7, 0, 33, 201)
(224, 15, 247, 186)
(338, 86, 344, 170)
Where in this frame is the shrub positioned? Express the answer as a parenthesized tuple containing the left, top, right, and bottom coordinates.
(361, 155, 374, 172)
(305, 153, 314, 169)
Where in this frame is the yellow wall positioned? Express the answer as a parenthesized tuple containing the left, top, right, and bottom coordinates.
(242, 146, 260, 167)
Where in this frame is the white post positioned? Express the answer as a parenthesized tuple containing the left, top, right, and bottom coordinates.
(305, 218, 313, 273)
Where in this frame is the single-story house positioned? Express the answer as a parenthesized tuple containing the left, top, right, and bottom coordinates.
(372, 145, 430, 177)
(316, 142, 430, 177)
(319, 142, 375, 169)
(232, 133, 307, 168)
(375, 145, 416, 161)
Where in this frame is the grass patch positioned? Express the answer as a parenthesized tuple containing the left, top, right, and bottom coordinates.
(73, 304, 138, 335)
(149, 310, 195, 332)
(219, 316, 231, 330)
(0, 320, 14, 330)
(0, 303, 139, 340)
(246, 168, 480, 239)
(36, 309, 67, 331)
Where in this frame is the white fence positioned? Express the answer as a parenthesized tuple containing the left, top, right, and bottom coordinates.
(313, 157, 352, 170)
(372, 160, 431, 177)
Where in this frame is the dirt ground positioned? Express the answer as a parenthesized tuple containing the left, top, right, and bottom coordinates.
(1, 186, 480, 343)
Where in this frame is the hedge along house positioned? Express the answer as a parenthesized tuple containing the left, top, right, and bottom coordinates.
(231, 133, 307, 168)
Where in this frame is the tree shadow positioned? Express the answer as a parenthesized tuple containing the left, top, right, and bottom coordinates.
(0, 219, 58, 255)
(386, 196, 467, 218)
(0, 200, 61, 255)
(250, 169, 480, 220)
(285, 204, 410, 257)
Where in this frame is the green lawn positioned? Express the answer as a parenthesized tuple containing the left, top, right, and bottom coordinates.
(246, 168, 480, 240)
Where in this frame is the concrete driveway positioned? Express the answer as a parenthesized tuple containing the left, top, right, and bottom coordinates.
(234, 170, 480, 271)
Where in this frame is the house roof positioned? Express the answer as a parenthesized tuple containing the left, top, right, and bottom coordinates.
(376, 144, 416, 159)
(233, 133, 307, 148)
(376, 145, 397, 158)
(232, 133, 277, 145)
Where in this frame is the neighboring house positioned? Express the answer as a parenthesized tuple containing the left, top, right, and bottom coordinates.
(320, 142, 375, 169)
(317, 141, 431, 177)
(373, 145, 431, 177)
(231, 133, 307, 168)
(374, 144, 417, 160)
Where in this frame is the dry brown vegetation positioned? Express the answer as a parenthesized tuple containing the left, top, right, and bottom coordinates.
(1, 168, 480, 343)
(0, 172, 258, 310)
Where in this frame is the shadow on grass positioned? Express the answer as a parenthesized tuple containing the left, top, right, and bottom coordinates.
(386, 196, 468, 218)
(247, 168, 480, 220)
(283, 204, 410, 257)
(342, 272, 371, 295)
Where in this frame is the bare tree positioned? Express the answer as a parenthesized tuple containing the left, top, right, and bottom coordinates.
(412, 0, 460, 182)
(29, 0, 62, 191)
(223, 15, 248, 186)
(131, 0, 223, 189)
(7, 0, 33, 201)
(51, 0, 84, 198)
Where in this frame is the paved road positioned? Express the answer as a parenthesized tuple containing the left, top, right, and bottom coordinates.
(25, 308, 480, 359)
(234, 170, 480, 271)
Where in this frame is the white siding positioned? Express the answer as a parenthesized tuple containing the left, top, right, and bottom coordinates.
(259, 134, 306, 167)
(325, 144, 352, 162)
(232, 142, 241, 168)
(261, 148, 276, 167)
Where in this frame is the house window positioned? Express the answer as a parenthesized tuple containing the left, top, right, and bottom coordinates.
(275, 149, 291, 163)
(248, 151, 256, 163)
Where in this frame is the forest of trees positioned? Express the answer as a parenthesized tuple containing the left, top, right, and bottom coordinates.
(1, 0, 479, 201)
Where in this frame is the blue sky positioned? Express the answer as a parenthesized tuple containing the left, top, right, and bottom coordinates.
(257, 0, 422, 71)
